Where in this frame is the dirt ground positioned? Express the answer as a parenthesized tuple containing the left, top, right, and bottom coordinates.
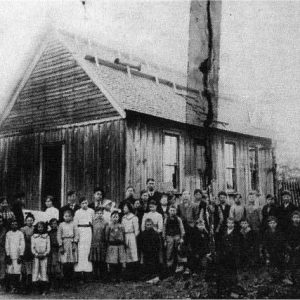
(1, 267, 300, 299)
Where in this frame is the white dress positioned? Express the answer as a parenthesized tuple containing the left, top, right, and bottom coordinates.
(5, 230, 25, 274)
(74, 208, 94, 272)
(122, 213, 139, 262)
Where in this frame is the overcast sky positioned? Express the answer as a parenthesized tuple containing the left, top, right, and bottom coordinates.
(0, 0, 299, 166)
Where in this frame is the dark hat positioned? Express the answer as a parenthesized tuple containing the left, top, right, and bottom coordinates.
(281, 190, 292, 197)
(267, 216, 278, 223)
(291, 210, 300, 217)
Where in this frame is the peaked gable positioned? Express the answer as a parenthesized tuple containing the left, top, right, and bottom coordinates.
(0, 37, 121, 133)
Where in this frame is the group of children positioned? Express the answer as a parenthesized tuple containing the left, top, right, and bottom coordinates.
(0, 182, 299, 295)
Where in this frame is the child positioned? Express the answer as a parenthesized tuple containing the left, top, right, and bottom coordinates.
(163, 205, 185, 274)
(261, 216, 286, 282)
(5, 220, 25, 293)
(217, 217, 240, 296)
(89, 207, 108, 281)
(0, 197, 15, 230)
(48, 218, 61, 289)
(105, 211, 126, 283)
(190, 220, 210, 277)
(246, 194, 261, 233)
(261, 194, 277, 233)
(229, 193, 246, 229)
(20, 213, 35, 294)
(239, 218, 256, 269)
(139, 218, 161, 284)
(0, 215, 6, 289)
(57, 210, 78, 289)
(286, 211, 300, 285)
(31, 221, 50, 295)
(74, 197, 94, 282)
(159, 193, 169, 220)
(44, 196, 59, 224)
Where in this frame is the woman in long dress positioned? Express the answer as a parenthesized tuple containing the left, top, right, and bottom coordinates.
(74, 197, 95, 282)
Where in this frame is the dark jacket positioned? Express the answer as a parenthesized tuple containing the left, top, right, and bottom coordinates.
(146, 191, 162, 212)
(59, 203, 80, 222)
(219, 228, 240, 266)
(139, 228, 160, 262)
(219, 203, 231, 229)
(191, 229, 210, 258)
(277, 203, 297, 232)
(240, 228, 256, 265)
(286, 224, 300, 251)
(261, 204, 278, 230)
(262, 228, 286, 261)
(12, 201, 24, 228)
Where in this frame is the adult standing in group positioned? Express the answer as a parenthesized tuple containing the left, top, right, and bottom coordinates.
(74, 197, 95, 282)
(12, 192, 26, 228)
(146, 178, 162, 212)
(59, 191, 80, 222)
(193, 189, 206, 217)
(88, 187, 106, 211)
(218, 191, 231, 231)
(277, 190, 297, 233)
(119, 186, 136, 214)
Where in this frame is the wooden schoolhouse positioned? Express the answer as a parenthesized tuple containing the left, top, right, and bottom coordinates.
(0, 29, 275, 210)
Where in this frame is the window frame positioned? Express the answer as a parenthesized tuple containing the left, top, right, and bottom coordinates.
(224, 141, 237, 193)
(162, 132, 180, 190)
(248, 145, 259, 191)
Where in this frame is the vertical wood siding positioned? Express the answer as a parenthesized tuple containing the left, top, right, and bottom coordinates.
(0, 119, 125, 209)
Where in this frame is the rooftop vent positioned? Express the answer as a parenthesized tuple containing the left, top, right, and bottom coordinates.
(114, 58, 142, 72)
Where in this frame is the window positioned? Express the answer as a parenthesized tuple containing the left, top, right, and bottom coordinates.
(163, 134, 179, 189)
(225, 143, 236, 191)
(195, 141, 206, 189)
(249, 146, 259, 190)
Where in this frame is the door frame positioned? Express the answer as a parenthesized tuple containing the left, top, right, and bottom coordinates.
(39, 142, 65, 210)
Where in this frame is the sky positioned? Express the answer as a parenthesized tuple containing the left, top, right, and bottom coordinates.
(0, 0, 299, 166)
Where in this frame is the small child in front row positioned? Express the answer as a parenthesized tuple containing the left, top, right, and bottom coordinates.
(240, 218, 256, 269)
(190, 220, 210, 277)
(90, 207, 108, 281)
(48, 218, 61, 289)
(105, 211, 126, 283)
(31, 221, 50, 295)
(57, 210, 78, 289)
(163, 205, 185, 275)
(21, 213, 35, 294)
(140, 218, 161, 284)
(5, 220, 25, 293)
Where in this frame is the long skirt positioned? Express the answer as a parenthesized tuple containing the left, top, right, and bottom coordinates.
(125, 233, 138, 263)
(7, 259, 22, 275)
(59, 238, 78, 264)
(32, 257, 48, 282)
(74, 227, 93, 273)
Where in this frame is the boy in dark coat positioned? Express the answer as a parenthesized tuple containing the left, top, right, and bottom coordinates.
(217, 217, 240, 295)
(261, 194, 278, 233)
(190, 220, 211, 276)
(239, 218, 256, 269)
(140, 218, 161, 283)
(277, 190, 297, 234)
(261, 216, 286, 282)
(286, 210, 300, 284)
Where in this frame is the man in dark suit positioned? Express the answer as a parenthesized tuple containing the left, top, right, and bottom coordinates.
(146, 178, 162, 212)
(88, 187, 106, 211)
(218, 191, 231, 230)
(59, 190, 80, 222)
(277, 190, 297, 233)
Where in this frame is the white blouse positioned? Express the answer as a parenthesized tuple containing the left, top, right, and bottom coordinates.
(74, 208, 95, 226)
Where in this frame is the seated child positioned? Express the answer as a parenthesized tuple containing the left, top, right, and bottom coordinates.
(286, 211, 300, 284)
(163, 205, 185, 274)
(190, 220, 210, 276)
(105, 211, 126, 283)
(5, 220, 25, 293)
(261, 216, 286, 282)
(48, 218, 61, 289)
(139, 218, 160, 284)
(21, 213, 35, 294)
(239, 218, 256, 269)
(31, 221, 50, 295)
(89, 207, 108, 281)
(57, 210, 78, 289)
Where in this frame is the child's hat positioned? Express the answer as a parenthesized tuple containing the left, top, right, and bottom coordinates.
(291, 210, 300, 217)
(267, 216, 277, 223)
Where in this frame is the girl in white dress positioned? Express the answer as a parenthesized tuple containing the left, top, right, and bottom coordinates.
(74, 197, 94, 282)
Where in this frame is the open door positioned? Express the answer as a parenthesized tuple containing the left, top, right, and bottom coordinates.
(40, 143, 64, 209)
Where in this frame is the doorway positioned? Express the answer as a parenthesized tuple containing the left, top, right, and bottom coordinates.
(40, 143, 64, 209)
